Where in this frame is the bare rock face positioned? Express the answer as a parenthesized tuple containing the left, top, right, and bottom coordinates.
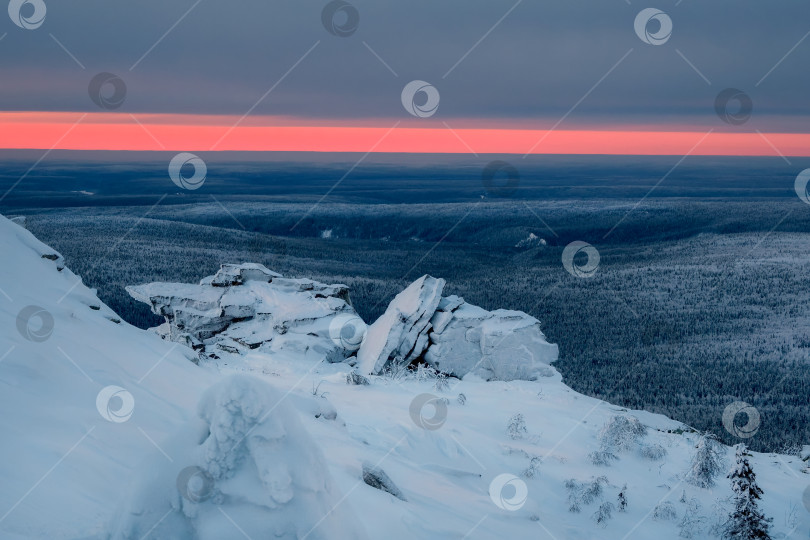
(425, 295, 559, 381)
(356, 275, 445, 375)
(126, 263, 366, 363)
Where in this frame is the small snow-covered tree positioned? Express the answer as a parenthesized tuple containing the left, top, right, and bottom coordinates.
(592, 502, 614, 527)
(598, 415, 647, 452)
(722, 444, 772, 540)
(685, 434, 724, 489)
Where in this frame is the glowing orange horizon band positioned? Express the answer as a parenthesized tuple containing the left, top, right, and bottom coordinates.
(2, 112, 809, 156)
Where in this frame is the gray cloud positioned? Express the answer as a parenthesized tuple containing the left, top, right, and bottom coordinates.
(1, 0, 808, 127)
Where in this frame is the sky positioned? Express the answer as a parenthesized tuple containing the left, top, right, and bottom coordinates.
(2, 0, 809, 155)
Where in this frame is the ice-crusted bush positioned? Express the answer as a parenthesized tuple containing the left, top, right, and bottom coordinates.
(639, 443, 668, 461)
(653, 501, 678, 521)
(565, 476, 608, 513)
(589, 449, 618, 466)
(598, 415, 647, 452)
(617, 485, 627, 512)
(592, 502, 614, 527)
(507, 413, 528, 440)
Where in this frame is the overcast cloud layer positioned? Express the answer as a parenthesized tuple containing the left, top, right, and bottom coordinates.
(2, 0, 809, 128)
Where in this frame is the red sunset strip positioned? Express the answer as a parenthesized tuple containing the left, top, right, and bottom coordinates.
(1, 113, 809, 156)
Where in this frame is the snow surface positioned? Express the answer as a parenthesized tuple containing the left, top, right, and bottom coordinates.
(0, 214, 807, 539)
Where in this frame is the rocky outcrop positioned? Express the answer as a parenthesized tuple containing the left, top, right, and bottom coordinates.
(425, 295, 558, 381)
(126, 263, 366, 363)
(356, 275, 445, 375)
(358, 279, 558, 381)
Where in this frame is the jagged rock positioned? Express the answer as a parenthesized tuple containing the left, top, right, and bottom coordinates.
(357, 275, 445, 375)
(424, 295, 559, 381)
(126, 263, 366, 364)
(361, 463, 407, 501)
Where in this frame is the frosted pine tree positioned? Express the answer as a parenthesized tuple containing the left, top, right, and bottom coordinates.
(722, 444, 772, 540)
(686, 434, 723, 488)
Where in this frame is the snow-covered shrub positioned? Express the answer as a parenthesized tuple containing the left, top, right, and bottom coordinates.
(565, 476, 608, 513)
(685, 434, 724, 489)
(617, 485, 627, 512)
(653, 501, 678, 521)
(523, 456, 541, 479)
(592, 502, 614, 527)
(434, 373, 449, 391)
(507, 413, 528, 440)
(598, 415, 647, 452)
(639, 443, 668, 461)
(457, 393, 466, 405)
(589, 449, 618, 466)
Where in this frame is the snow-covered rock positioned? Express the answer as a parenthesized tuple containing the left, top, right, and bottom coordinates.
(109, 374, 368, 540)
(127, 264, 366, 364)
(425, 295, 559, 381)
(356, 275, 445, 375)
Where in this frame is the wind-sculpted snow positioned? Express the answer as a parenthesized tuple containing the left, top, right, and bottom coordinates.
(109, 375, 368, 540)
(127, 263, 366, 364)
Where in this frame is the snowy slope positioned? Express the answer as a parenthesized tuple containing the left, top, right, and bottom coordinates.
(0, 214, 807, 539)
(0, 215, 215, 539)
